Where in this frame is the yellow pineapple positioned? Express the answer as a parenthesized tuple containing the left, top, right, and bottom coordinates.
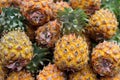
(54, 34, 89, 71)
(100, 72, 120, 80)
(7, 71, 34, 80)
(70, 0, 101, 15)
(0, 30, 33, 71)
(69, 64, 97, 80)
(91, 41, 120, 76)
(35, 20, 61, 48)
(86, 8, 118, 41)
(37, 64, 66, 80)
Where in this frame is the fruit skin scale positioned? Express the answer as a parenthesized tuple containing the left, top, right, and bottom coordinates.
(91, 41, 120, 77)
(54, 34, 89, 71)
(0, 30, 33, 71)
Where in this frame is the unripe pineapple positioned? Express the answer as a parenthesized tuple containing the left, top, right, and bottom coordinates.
(37, 64, 66, 80)
(91, 41, 120, 76)
(6, 71, 34, 80)
(0, 65, 5, 80)
(70, 0, 101, 15)
(86, 8, 118, 42)
(35, 20, 61, 48)
(100, 72, 120, 80)
(69, 64, 97, 80)
(0, 31, 33, 71)
(54, 34, 89, 71)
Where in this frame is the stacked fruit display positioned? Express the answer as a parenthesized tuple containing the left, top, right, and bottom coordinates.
(0, 0, 120, 80)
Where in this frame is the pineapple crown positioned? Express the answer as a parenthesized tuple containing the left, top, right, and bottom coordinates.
(101, 0, 120, 28)
(0, 7, 26, 34)
(26, 43, 53, 73)
(57, 8, 88, 36)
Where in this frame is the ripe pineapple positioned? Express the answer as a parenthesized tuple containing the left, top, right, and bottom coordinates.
(69, 64, 97, 80)
(0, 31, 33, 71)
(70, 0, 101, 15)
(0, 65, 5, 80)
(86, 8, 118, 42)
(17, 0, 54, 28)
(91, 41, 120, 76)
(54, 34, 89, 71)
(100, 72, 120, 80)
(35, 20, 61, 48)
(0, 0, 12, 13)
(37, 64, 66, 80)
(6, 71, 34, 80)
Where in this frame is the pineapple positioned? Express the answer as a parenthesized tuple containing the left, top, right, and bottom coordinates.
(35, 20, 61, 48)
(17, 0, 54, 28)
(6, 71, 34, 80)
(91, 41, 120, 76)
(100, 72, 120, 80)
(0, 30, 33, 71)
(0, 65, 5, 80)
(85, 8, 118, 42)
(69, 64, 97, 80)
(37, 64, 66, 80)
(54, 8, 89, 71)
(70, 0, 101, 15)
(54, 34, 89, 71)
(0, 0, 12, 13)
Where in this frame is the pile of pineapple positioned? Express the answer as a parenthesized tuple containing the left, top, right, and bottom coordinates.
(0, 0, 120, 80)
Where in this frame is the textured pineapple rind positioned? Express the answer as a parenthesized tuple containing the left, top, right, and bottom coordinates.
(86, 8, 118, 41)
(0, 65, 5, 80)
(91, 41, 120, 76)
(0, 30, 33, 70)
(37, 64, 66, 80)
(35, 19, 61, 48)
(69, 64, 97, 80)
(6, 71, 34, 80)
(54, 34, 89, 71)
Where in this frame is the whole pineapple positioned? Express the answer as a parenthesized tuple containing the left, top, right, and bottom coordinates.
(86, 8, 118, 42)
(37, 64, 66, 80)
(100, 72, 120, 80)
(69, 64, 97, 80)
(70, 0, 101, 15)
(54, 8, 89, 71)
(7, 71, 34, 80)
(0, 31, 33, 71)
(35, 20, 61, 48)
(91, 41, 120, 76)
(0, 65, 5, 80)
(54, 34, 89, 71)
(16, 0, 54, 28)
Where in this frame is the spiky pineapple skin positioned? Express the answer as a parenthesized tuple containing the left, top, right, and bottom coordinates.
(69, 64, 97, 80)
(100, 72, 120, 80)
(16, 0, 54, 28)
(54, 34, 89, 71)
(70, 0, 101, 15)
(7, 71, 34, 80)
(86, 9, 118, 41)
(35, 20, 61, 48)
(91, 41, 120, 76)
(52, 1, 70, 18)
(0, 31, 33, 71)
(37, 64, 66, 80)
